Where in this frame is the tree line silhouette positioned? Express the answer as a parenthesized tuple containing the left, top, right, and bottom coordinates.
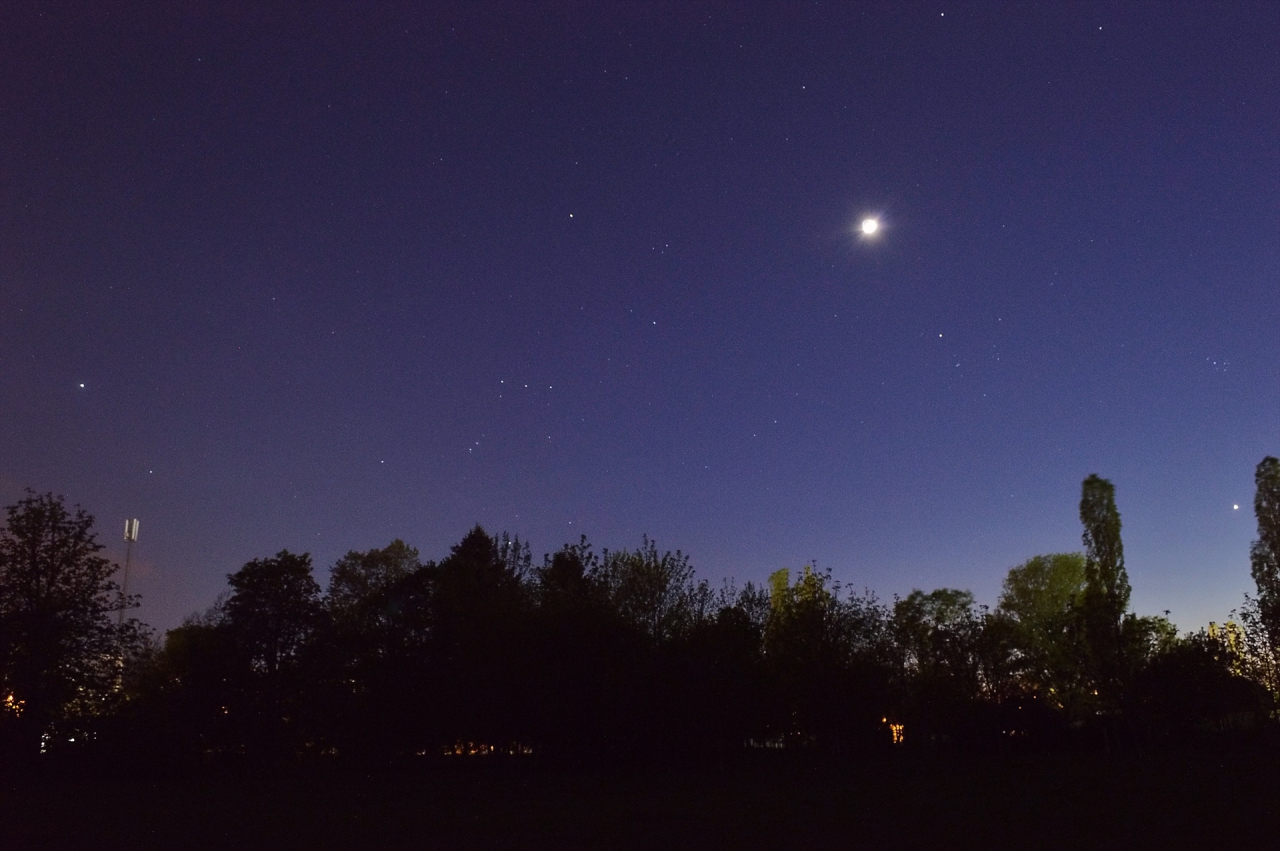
(3, 463, 1280, 767)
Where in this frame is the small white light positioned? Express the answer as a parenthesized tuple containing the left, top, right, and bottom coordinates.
(1234, 504, 1239, 510)
(861, 218, 879, 235)
(79, 383, 85, 388)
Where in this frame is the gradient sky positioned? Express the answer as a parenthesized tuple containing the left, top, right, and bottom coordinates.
(3, 2, 1278, 633)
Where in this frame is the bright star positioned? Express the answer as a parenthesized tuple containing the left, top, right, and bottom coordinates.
(861, 218, 879, 235)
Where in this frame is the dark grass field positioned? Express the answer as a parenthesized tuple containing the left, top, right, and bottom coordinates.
(3, 745, 1277, 849)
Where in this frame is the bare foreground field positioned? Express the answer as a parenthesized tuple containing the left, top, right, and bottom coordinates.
(3, 744, 1278, 850)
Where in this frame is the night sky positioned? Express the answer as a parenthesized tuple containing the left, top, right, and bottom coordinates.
(3, 2, 1278, 633)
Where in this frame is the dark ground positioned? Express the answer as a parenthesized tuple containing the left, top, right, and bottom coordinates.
(2, 745, 1277, 849)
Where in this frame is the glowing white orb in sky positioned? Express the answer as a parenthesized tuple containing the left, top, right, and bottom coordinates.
(860, 218, 879, 235)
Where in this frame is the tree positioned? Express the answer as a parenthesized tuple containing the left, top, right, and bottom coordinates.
(327, 539, 420, 636)
(218, 551, 324, 756)
(426, 527, 533, 746)
(1237, 596, 1280, 697)
(765, 567, 844, 688)
(998, 554, 1086, 631)
(0, 492, 149, 757)
(891, 588, 983, 685)
(1120, 612, 1177, 671)
(886, 588, 988, 743)
(1249, 456, 1280, 650)
(996, 553, 1086, 702)
(139, 601, 245, 760)
(526, 538, 623, 757)
(598, 537, 703, 644)
(535, 537, 600, 612)
(764, 567, 891, 749)
(430, 527, 530, 636)
(317, 541, 425, 757)
(679, 584, 772, 752)
(1127, 628, 1272, 737)
(224, 550, 322, 679)
(1079, 474, 1130, 699)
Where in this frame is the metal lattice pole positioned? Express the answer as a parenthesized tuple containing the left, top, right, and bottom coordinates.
(119, 518, 139, 627)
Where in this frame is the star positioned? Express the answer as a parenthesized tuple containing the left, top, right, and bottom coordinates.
(860, 218, 879, 235)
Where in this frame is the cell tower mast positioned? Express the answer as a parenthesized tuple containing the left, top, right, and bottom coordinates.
(119, 518, 139, 627)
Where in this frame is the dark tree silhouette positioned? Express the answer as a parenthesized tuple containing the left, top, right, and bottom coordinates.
(327, 539, 420, 631)
(320, 540, 424, 758)
(1127, 628, 1273, 737)
(0, 492, 149, 759)
(598, 537, 705, 644)
(891, 588, 987, 742)
(219, 551, 325, 757)
(996, 553, 1087, 709)
(764, 568, 891, 750)
(1250, 456, 1280, 650)
(134, 602, 244, 761)
(1079, 474, 1130, 702)
(27, 481, 1275, 768)
(426, 526, 533, 748)
(527, 538, 632, 759)
(678, 586, 772, 755)
(225, 551, 322, 679)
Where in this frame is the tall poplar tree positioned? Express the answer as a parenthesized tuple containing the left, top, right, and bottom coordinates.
(1079, 474, 1130, 698)
(1249, 456, 1280, 647)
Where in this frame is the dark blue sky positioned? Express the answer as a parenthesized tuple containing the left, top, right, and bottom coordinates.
(3, 2, 1278, 632)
